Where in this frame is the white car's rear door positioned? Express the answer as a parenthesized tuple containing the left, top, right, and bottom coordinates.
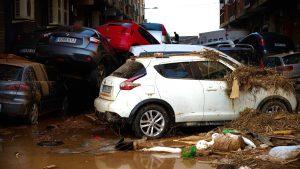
(154, 61, 204, 122)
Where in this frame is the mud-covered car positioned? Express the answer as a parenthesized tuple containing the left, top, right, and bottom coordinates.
(35, 26, 117, 87)
(0, 57, 67, 124)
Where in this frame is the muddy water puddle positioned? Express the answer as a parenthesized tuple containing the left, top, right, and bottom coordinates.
(0, 115, 213, 169)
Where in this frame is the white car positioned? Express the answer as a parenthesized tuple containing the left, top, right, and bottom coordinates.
(94, 51, 297, 139)
(130, 44, 241, 65)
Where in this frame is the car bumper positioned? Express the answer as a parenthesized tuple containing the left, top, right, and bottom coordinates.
(0, 99, 29, 117)
(36, 45, 99, 69)
(94, 97, 133, 121)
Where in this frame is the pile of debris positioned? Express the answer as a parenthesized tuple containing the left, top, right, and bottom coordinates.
(225, 66, 295, 96)
(226, 108, 300, 134)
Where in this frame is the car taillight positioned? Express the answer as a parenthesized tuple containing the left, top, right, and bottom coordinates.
(259, 59, 264, 68)
(120, 74, 145, 90)
(84, 56, 92, 62)
(90, 37, 100, 44)
(5, 83, 29, 91)
(162, 25, 167, 36)
(277, 66, 294, 72)
(260, 39, 266, 46)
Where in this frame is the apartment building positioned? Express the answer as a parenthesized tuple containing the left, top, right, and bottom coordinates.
(220, 0, 300, 49)
(0, 0, 145, 52)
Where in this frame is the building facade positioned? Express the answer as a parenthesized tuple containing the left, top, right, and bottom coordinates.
(220, 0, 300, 50)
(0, 0, 145, 53)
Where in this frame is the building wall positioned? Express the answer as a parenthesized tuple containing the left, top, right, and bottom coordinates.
(0, 0, 5, 52)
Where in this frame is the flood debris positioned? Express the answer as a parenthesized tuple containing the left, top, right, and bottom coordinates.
(226, 108, 300, 134)
(43, 164, 57, 169)
(268, 145, 300, 160)
(225, 66, 295, 97)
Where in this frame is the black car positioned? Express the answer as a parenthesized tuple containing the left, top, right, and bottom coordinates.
(238, 32, 295, 65)
(13, 26, 65, 59)
(0, 57, 67, 124)
(35, 26, 117, 87)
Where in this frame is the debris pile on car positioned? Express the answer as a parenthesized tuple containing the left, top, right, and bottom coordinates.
(225, 66, 295, 97)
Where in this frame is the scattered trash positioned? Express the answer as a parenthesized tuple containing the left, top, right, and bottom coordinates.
(43, 164, 57, 169)
(181, 146, 197, 158)
(268, 145, 300, 160)
(273, 130, 295, 135)
(249, 131, 273, 146)
(85, 114, 97, 122)
(37, 140, 64, 147)
(15, 152, 21, 158)
(238, 166, 251, 169)
(212, 134, 245, 152)
(141, 146, 182, 153)
(241, 137, 256, 149)
(223, 129, 240, 134)
(259, 144, 269, 149)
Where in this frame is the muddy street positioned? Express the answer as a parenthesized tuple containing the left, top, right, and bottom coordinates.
(0, 114, 213, 169)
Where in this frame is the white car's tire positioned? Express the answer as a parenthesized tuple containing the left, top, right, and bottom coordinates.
(133, 104, 171, 139)
(260, 100, 288, 113)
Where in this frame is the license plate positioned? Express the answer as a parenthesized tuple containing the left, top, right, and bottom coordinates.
(20, 48, 35, 54)
(102, 85, 112, 94)
(56, 37, 77, 44)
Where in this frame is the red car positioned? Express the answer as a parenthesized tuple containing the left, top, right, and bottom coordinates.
(96, 20, 159, 53)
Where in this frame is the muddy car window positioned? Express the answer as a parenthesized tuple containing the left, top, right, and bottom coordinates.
(195, 61, 232, 80)
(155, 62, 194, 79)
(282, 54, 300, 65)
(24, 67, 37, 82)
(0, 64, 23, 81)
(266, 57, 282, 68)
(112, 61, 146, 79)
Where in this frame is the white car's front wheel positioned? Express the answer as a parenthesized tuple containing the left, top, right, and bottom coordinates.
(260, 100, 288, 113)
(133, 104, 171, 139)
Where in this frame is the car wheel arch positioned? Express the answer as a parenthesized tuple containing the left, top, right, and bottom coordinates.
(257, 95, 292, 112)
(128, 99, 175, 124)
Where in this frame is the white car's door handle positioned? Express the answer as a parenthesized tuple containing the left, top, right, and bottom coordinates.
(206, 87, 217, 91)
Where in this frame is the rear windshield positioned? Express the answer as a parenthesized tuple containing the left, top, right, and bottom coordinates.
(138, 27, 160, 44)
(141, 23, 162, 31)
(263, 34, 295, 53)
(282, 53, 300, 65)
(63, 27, 98, 37)
(108, 23, 132, 28)
(111, 60, 146, 79)
(0, 64, 23, 81)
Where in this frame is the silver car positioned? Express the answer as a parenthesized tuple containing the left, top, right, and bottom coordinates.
(266, 52, 300, 91)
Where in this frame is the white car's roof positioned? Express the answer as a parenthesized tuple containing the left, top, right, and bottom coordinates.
(130, 44, 241, 66)
(130, 44, 205, 56)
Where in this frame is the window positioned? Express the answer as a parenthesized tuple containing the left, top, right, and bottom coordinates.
(193, 61, 232, 80)
(24, 67, 37, 82)
(49, 0, 69, 25)
(266, 57, 282, 68)
(155, 62, 193, 79)
(112, 60, 146, 79)
(138, 27, 159, 44)
(0, 64, 23, 81)
(282, 54, 300, 65)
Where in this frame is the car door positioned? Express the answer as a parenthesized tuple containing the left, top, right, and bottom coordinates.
(154, 61, 204, 123)
(194, 60, 235, 121)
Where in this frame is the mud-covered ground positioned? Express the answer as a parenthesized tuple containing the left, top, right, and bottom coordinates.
(0, 114, 214, 169)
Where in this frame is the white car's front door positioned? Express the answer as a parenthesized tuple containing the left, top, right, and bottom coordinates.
(194, 61, 236, 121)
(154, 62, 204, 123)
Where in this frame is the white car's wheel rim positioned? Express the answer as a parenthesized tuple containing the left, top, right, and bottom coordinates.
(140, 110, 165, 137)
(266, 105, 283, 113)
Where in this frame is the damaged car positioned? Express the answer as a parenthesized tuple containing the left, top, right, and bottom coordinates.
(94, 47, 297, 139)
(0, 57, 67, 124)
